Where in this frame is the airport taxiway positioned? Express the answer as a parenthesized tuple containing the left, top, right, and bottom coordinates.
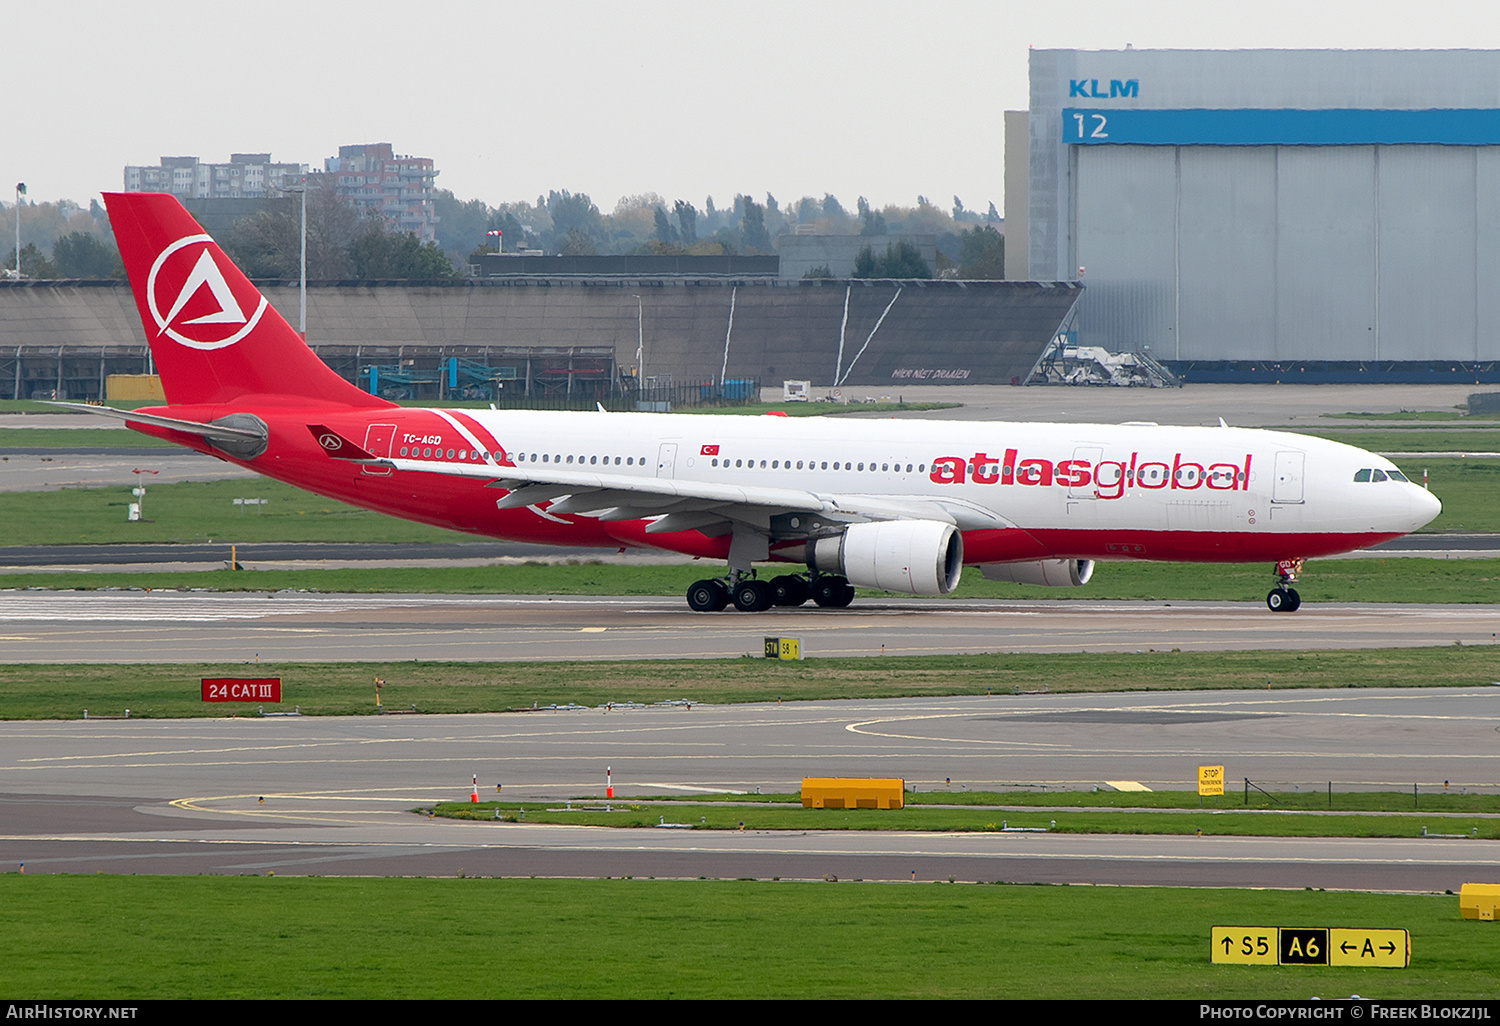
(0, 591, 1496, 662)
(2, 688, 1498, 887)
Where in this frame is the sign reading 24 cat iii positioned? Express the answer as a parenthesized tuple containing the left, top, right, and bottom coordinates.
(202, 677, 281, 702)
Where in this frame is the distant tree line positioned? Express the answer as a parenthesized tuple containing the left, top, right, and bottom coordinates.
(2, 185, 459, 282)
(434, 188, 1004, 277)
(216, 179, 457, 280)
(5, 185, 1004, 281)
(3, 199, 124, 279)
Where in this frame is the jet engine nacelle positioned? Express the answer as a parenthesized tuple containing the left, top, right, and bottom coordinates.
(979, 559, 1095, 587)
(808, 520, 963, 596)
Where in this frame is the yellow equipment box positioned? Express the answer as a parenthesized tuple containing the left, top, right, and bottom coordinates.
(1460, 883, 1500, 921)
(106, 374, 165, 401)
(801, 778, 904, 809)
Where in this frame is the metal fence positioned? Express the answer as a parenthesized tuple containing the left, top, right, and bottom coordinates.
(484, 379, 760, 412)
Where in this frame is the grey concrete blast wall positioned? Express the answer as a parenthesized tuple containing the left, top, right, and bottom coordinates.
(0, 278, 1078, 389)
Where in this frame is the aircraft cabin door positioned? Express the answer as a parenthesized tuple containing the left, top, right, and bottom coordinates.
(1272, 451, 1305, 504)
(362, 424, 397, 476)
(1069, 446, 1103, 499)
(1066, 445, 1103, 521)
(656, 442, 678, 479)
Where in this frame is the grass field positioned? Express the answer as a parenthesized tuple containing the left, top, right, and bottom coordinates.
(2, 646, 1495, 720)
(0, 428, 174, 449)
(434, 800, 1500, 839)
(0, 454, 1488, 543)
(0, 877, 1489, 999)
(0, 475, 457, 545)
(1299, 428, 1500, 453)
(1323, 410, 1474, 421)
(446, 788, 1500, 813)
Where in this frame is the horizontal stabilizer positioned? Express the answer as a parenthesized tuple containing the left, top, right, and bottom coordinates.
(306, 424, 378, 461)
(44, 402, 266, 443)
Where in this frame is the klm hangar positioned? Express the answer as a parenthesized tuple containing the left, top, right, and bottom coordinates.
(1006, 49, 1500, 382)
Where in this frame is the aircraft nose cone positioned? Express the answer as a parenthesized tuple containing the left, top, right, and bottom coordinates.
(1411, 485, 1443, 531)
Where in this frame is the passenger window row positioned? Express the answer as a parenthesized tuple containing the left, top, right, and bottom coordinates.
(709, 458, 924, 473)
(512, 453, 645, 466)
(400, 447, 647, 467)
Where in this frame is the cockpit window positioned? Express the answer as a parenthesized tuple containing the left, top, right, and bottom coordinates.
(1387, 469, 1409, 482)
(1371, 469, 1389, 482)
(1353, 469, 1371, 482)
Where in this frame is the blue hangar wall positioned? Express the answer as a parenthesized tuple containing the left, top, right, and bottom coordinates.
(1022, 49, 1500, 382)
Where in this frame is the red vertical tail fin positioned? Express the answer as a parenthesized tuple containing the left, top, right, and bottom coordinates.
(104, 192, 392, 409)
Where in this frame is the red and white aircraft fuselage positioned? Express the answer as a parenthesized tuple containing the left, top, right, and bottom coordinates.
(77, 193, 1442, 613)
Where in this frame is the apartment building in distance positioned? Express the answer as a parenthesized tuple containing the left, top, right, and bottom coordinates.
(122, 153, 308, 199)
(323, 143, 439, 242)
(123, 143, 438, 242)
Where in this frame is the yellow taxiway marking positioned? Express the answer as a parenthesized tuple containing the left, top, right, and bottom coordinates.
(578, 627, 607, 633)
(169, 790, 454, 825)
(845, 713, 1073, 748)
(1105, 781, 1153, 791)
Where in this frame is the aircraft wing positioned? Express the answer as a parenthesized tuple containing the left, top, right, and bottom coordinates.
(307, 425, 1003, 536)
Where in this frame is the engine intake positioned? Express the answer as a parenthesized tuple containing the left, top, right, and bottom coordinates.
(808, 520, 963, 596)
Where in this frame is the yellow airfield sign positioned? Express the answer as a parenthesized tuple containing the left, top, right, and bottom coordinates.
(1212, 926, 1277, 964)
(1211, 927, 1410, 967)
(1329, 929, 1410, 967)
(1198, 765, 1224, 796)
(764, 637, 802, 660)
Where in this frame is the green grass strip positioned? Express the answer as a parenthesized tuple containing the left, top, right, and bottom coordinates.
(434, 800, 1500, 839)
(0, 456, 1489, 543)
(2, 647, 1496, 720)
(563, 789, 1500, 813)
(1322, 410, 1484, 421)
(0, 428, 174, 449)
(1297, 429, 1500, 453)
(0, 878, 1489, 998)
(0, 476, 458, 545)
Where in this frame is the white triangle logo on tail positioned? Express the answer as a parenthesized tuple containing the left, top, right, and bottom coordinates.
(159, 249, 247, 331)
(146, 234, 268, 351)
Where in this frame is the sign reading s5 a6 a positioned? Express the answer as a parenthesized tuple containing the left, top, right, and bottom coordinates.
(201, 678, 281, 702)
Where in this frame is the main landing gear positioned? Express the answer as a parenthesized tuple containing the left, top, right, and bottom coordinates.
(1266, 558, 1303, 613)
(685, 571, 854, 612)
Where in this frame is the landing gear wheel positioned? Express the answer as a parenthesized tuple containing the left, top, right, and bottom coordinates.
(769, 575, 809, 607)
(1266, 587, 1301, 613)
(812, 576, 855, 608)
(732, 578, 772, 612)
(686, 579, 728, 612)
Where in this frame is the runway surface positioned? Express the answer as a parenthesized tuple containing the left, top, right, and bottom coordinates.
(3, 688, 1498, 888)
(0, 534, 1496, 574)
(0, 592, 1496, 663)
(0, 451, 256, 492)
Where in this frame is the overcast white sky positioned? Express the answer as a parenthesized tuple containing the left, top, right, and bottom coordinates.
(9, 0, 1500, 213)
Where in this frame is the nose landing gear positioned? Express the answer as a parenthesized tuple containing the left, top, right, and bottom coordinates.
(1267, 558, 1303, 612)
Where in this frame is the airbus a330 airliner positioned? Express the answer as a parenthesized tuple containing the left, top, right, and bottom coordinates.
(64, 193, 1442, 613)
